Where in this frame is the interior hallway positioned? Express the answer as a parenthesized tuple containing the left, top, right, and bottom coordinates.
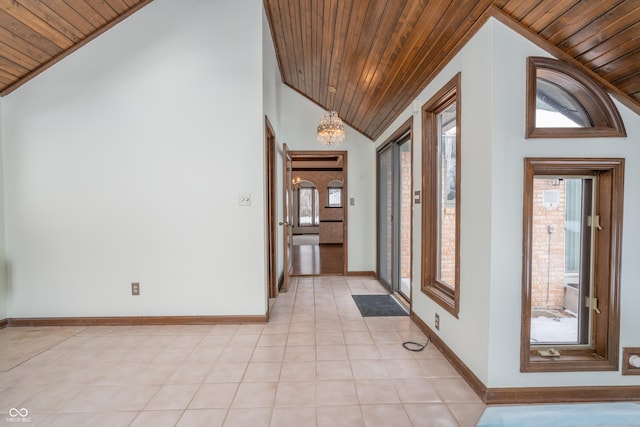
(0, 276, 484, 426)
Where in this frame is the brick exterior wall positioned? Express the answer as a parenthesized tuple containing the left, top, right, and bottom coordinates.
(531, 178, 566, 309)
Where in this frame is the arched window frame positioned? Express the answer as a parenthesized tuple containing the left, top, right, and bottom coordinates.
(526, 57, 626, 139)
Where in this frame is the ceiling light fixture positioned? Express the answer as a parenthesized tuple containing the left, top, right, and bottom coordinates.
(317, 87, 345, 147)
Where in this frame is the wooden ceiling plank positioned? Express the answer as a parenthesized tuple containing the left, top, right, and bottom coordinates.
(40, 0, 97, 36)
(0, 55, 29, 78)
(0, 2, 74, 50)
(66, 1, 109, 28)
(560, 1, 640, 57)
(369, 0, 492, 138)
(85, 0, 119, 21)
(540, 0, 625, 45)
(614, 71, 640, 95)
(331, 0, 370, 114)
(0, 40, 40, 69)
(325, 0, 351, 109)
(0, 72, 17, 86)
(345, 0, 398, 122)
(363, 0, 482, 137)
(268, 0, 296, 89)
(1, 0, 153, 96)
(284, 0, 303, 92)
(499, 0, 538, 19)
(519, 0, 580, 31)
(264, 0, 293, 88)
(0, 9, 66, 55)
(103, 0, 129, 14)
(301, 0, 314, 101)
(508, 0, 543, 21)
(14, 0, 86, 44)
(349, 0, 420, 126)
(352, 0, 454, 132)
(594, 46, 640, 83)
(0, 26, 50, 63)
(578, 21, 640, 69)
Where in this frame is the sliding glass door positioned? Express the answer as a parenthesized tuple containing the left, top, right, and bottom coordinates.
(377, 133, 412, 301)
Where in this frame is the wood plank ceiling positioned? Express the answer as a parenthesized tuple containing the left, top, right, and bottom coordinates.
(265, 0, 640, 140)
(0, 1, 638, 142)
(0, 0, 152, 95)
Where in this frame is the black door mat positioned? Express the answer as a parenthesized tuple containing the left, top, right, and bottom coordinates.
(352, 294, 409, 317)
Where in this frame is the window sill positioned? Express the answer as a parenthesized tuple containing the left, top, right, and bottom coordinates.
(523, 350, 618, 373)
(422, 283, 459, 318)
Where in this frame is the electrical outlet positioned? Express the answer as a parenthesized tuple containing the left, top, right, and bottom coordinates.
(131, 282, 140, 296)
(622, 347, 640, 375)
(435, 313, 440, 330)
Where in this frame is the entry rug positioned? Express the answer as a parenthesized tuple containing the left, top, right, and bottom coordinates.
(352, 294, 409, 317)
(476, 402, 640, 427)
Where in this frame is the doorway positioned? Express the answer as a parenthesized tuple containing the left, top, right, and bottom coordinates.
(289, 151, 347, 276)
(377, 121, 412, 301)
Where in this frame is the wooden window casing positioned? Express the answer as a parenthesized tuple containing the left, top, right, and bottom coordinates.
(526, 57, 626, 139)
(521, 158, 624, 372)
(421, 73, 461, 317)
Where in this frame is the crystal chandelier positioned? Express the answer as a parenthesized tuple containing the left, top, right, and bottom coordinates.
(317, 110, 345, 146)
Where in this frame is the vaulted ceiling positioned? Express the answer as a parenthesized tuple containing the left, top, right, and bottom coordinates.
(0, 1, 638, 142)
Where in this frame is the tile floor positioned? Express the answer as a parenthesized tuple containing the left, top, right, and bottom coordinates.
(0, 276, 485, 426)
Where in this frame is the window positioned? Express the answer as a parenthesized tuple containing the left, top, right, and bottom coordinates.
(328, 181, 343, 207)
(522, 158, 624, 372)
(526, 57, 626, 138)
(298, 187, 319, 226)
(422, 73, 461, 317)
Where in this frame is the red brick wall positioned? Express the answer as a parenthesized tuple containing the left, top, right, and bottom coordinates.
(531, 179, 566, 309)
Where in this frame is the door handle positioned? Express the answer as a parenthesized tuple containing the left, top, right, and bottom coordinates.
(279, 221, 291, 227)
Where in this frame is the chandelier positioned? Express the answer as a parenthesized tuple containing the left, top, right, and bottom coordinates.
(317, 110, 345, 146)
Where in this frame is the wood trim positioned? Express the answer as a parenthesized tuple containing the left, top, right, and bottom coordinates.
(7, 315, 267, 327)
(265, 116, 278, 300)
(485, 385, 640, 405)
(0, 0, 154, 97)
(525, 57, 626, 138)
(345, 271, 376, 277)
(410, 311, 487, 400)
(485, 6, 640, 119)
(421, 73, 461, 318)
(0, 318, 7, 330)
(521, 158, 624, 373)
(411, 311, 640, 405)
(622, 348, 640, 376)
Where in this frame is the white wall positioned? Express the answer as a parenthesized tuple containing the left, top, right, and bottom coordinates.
(487, 20, 640, 387)
(376, 17, 640, 389)
(279, 86, 376, 273)
(3, 0, 268, 317)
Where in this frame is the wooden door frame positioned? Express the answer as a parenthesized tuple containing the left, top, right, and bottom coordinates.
(289, 150, 348, 275)
(265, 117, 277, 299)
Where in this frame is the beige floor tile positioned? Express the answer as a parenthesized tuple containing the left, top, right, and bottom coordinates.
(351, 359, 390, 379)
(393, 378, 442, 403)
(145, 383, 199, 410)
(34, 412, 94, 427)
(447, 402, 486, 427)
(287, 333, 316, 346)
(431, 378, 483, 403)
(404, 402, 459, 427)
(316, 344, 348, 361)
(355, 380, 401, 404)
(283, 345, 316, 362)
(316, 360, 353, 380)
(223, 407, 272, 427)
(177, 409, 227, 427)
(344, 331, 374, 345)
(384, 359, 425, 378)
(376, 343, 415, 360)
(168, 363, 212, 384)
(270, 406, 316, 427)
(316, 380, 359, 406)
(103, 384, 160, 411)
(205, 363, 247, 383)
(279, 361, 316, 381)
(227, 334, 260, 347)
(360, 403, 412, 427)
(251, 347, 285, 363)
(243, 362, 282, 382)
(419, 358, 461, 378)
(257, 333, 288, 347)
(81, 411, 139, 427)
(232, 382, 278, 408)
(274, 381, 316, 407)
(129, 410, 183, 427)
(59, 385, 120, 411)
(347, 344, 381, 360)
(316, 332, 345, 346)
(317, 405, 365, 427)
(190, 383, 239, 409)
(236, 324, 266, 335)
